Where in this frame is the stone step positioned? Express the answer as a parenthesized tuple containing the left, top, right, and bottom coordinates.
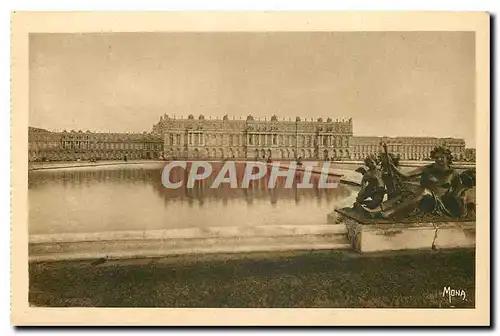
(29, 224, 347, 244)
(29, 232, 350, 263)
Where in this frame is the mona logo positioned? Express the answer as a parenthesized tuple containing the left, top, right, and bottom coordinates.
(442, 286, 467, 303)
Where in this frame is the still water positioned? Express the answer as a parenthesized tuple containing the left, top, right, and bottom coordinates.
(28, 162, 355, 235)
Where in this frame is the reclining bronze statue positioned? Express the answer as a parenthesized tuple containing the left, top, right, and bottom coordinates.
(351, 144, 476, 221)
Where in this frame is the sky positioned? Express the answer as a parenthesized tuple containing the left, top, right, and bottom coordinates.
(29, 32, 476, 147)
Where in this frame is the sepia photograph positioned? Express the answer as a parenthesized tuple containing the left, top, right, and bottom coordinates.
(11, 12, 490, 326)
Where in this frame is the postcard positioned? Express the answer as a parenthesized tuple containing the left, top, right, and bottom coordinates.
(11, 11, 490, 326)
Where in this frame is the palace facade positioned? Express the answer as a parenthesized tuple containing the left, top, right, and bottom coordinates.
(351, 136, 467, 161)
(28, 127, 163, 162)
(465, 148, 476, 162)
(29, 115, 470, 162)
(151, 114, 354, 160)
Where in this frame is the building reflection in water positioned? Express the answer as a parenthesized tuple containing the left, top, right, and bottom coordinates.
(28, 163, 355, 235)
(29, 163, 352, 207)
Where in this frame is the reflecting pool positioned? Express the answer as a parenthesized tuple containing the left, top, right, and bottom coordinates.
(28, 162, 356, 235)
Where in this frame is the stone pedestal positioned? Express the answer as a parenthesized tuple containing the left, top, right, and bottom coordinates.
(334, 208, 475, 253)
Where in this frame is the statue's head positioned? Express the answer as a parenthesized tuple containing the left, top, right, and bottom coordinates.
(460, 168, 476, 188)
(364, 155, 378, 169)
(430, 146, 453, 170)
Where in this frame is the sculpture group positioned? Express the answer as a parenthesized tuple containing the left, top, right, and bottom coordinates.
(350, 144, 476, 221)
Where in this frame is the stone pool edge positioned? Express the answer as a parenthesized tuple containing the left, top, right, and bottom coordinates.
(29, 224, 351, 263)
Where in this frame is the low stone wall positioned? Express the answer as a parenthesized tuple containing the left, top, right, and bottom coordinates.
(28, 160, 166, 171)
(270, 162, 362, 187)
(29, 224, 350, 262)
(334, 209, 475, 253)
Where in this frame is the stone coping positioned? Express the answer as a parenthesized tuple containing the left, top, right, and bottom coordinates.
(269, 162, 344, 178)
(29, 229, 350, 263)
(335, 208, 475, 228)
(30, 160, 343, 176)
(29, 160, 365, 186)
(29, 242, 350, 263)
(29, 224, 347, 244)
(330, 160, 476, 168)
(28, 160, 166, 171)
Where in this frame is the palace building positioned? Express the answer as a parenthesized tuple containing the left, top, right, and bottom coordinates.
(151, 114, 354, 160)
(28, 127, 163, 162)
(465, 148, 476, 162)
(351, 136, 466, 161)
(29, 115, 470, 162)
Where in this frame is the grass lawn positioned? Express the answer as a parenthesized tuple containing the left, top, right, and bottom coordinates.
(29, 248, 475, 308)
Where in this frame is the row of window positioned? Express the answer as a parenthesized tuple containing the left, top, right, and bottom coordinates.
(166, 133, 350, 147)
(354, 145, 465, 153)
(30, 142, 161, 150)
